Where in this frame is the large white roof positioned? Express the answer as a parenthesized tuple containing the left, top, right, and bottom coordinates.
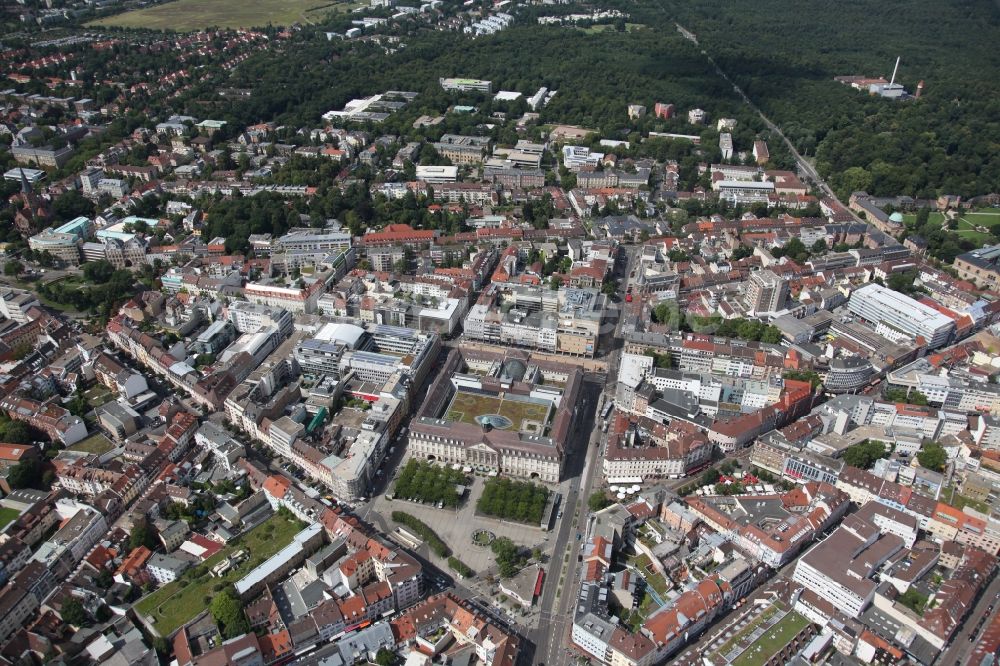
(314, 322, 366, 349)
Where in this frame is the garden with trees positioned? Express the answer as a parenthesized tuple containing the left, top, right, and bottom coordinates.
(392, 459, 469, 508)
(917, 443, 948, 472)
(491, 537, 528, 578)
(842, 440, 888, 470)
(477, 478, 550, 524)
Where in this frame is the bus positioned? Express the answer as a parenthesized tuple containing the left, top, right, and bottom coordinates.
(601, 400, 614, 421)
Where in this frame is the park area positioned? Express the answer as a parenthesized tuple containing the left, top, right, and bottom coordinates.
(477, 477, 549, 524)
(445, 389, 551, 433)
(87, 0, 355, 30)
(392, 459, 469, 508)
(904, 208, 1000, 245)
(954, 210, 1000, 244)
(134, 512, 304, 636)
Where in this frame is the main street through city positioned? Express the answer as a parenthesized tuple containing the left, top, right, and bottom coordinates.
(531, 246, 637, 666)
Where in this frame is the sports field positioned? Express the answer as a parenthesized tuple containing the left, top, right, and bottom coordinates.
(445, 390, 550, 431)
(87, 0, 354, 30)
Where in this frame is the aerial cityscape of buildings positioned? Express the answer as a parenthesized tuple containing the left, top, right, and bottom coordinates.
(0, 3, 997, 666)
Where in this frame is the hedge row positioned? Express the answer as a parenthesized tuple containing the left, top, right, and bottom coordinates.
(391, 511, 450, 557)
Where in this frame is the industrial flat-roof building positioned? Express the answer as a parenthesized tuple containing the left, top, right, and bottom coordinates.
(847, 283, 955, 349)
(439, 77, 492, 93)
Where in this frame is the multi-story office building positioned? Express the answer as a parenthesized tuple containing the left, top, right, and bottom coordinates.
(414, 165, 458, 183)
(28, 229, 81, 265)
(244, 280, 324, 314)
(226, 301, 294, 337)
(715, 180, 775, 204)
(484, 165, 545, 189)
(719, 132, 733, 160)
(743, 269, 788, 314)
(793, 516, 904, 618)
(562, 146, 603, 171)
(79, 166, 104, 194)
(847, 283, 955, 349)
(11, 144, 74, 168)
(0, 288, 39, 324)
(433, 134, 490, 164)
(824, 356, 875, 393)
(275, 228, 352, 254)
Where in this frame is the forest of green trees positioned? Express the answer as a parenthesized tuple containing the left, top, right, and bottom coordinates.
(655, 0, 1000, 198)
(477, 478, 550, 524)
(157, 0, 995, 199)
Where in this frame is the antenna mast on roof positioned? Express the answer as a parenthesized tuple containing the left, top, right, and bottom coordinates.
(890, 56, 901, 86)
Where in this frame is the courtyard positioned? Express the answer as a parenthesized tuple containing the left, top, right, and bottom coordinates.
(445, 388, 551, 433)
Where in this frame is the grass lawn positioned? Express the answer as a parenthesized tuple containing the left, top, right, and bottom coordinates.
(903, 208, 1000, 245)
(713, 604, 782, 660)
(955, 210, 1000, 244)
(944, 485, 991, 514)
(83, 386, 114, 409)
(955, 228, 992, 244)
(580, 23, 644, 33)
(963, 210, 1000, 227)
(69, 433, 115, 455)
(87, 0, 351, 30)
(445, 390, 550, 430)
(0, 507, 21, 530)
(627, 554, 669, 597)
(134, 512, 305, 636)
(902, 211, 946, 228)
(731, 611, 810, 666)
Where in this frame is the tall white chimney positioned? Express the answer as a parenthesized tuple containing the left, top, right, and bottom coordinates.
(890, 56, 901, 86)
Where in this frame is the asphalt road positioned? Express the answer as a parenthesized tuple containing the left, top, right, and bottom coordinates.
(530, 377, 606, 666)
(532, 248, 637, 666)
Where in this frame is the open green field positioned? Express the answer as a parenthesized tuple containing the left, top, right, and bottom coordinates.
(731, 611, 811, 666)
(69, 432, 114, 455)
(445, 390, 550, 431)
(87, 0, 352, 30)
(902, 211, 946, 228)
(134, 512, 304, 636)
(955, 211, 1000, 244)
(83, 385, 114, 409)
(0, 507, 21, 531)
(580, 23, 645, 34)
(903, 209, 1000, 245)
